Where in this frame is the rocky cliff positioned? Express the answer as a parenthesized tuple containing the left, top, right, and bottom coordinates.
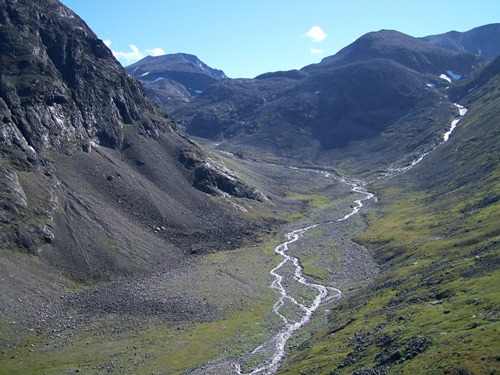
(0, 0, 267, 282)
(0, 0, 175, 153)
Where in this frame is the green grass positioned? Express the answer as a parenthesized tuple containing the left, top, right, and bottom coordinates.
(0, 281, 277, 375)
(279, 178, 500, 374)
(285, 192, 328, 208)
(0, 306, 274, 375)
(278, 76, 500, 374)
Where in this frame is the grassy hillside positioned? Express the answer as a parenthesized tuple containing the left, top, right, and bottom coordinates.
(279, 61, 499, 374)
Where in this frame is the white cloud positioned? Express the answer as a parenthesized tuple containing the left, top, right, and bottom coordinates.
(305, 26, 327, 42)
(310, 48, 325, 55)
(112, 44, 143, 64)
(103, 41, 165, 65)
(145, 47, 166, 56)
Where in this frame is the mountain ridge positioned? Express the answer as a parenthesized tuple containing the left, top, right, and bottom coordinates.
(309, 29, 481, 76)
(421, 23, 500, 59)
(0, 2, 498, 374)
(166, 28, 489, 175)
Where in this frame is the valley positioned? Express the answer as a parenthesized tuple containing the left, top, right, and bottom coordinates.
(0, 1, 498, 374)
(0, 158, 380, 375)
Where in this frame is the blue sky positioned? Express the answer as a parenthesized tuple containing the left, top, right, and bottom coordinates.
(60, 0, 499, 78)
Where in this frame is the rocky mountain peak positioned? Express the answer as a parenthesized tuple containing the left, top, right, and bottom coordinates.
(125, 52, 227, 112)
(0, 0, 175, 155)
(126, 53, 226, 84)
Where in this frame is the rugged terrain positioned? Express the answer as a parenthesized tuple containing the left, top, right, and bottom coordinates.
(0, 0, 282, 361)
(0, 1, 498, 374)
(167, 30, 489, 173)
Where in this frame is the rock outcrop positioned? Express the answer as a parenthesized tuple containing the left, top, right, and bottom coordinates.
(0, 0, 175, 155)
(179, 148, 267, 201)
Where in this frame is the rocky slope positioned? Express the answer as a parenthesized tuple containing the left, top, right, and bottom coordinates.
(0, 0, 268, 287)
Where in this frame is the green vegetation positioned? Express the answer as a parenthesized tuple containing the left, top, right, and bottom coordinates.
(279, 180, 499, 374)
(0, 305, 276, 375)
(278, 68, 500, 374)
(0, 245, 279, 375)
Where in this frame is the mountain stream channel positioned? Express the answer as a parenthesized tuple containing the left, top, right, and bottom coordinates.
(233, 177, 375, 375)
(188, 104, 467, 375)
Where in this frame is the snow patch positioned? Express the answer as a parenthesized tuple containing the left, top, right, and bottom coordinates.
(439, 74, 452, 83)
(454, 103, 468, 117)
(427, 83, 436, 88)
(152, 77, 166, 82)
(140, 71, 149, 77)
(193, 90, 203, 94)
(443, 119, 460, 142)
(443, 103, 468, 142)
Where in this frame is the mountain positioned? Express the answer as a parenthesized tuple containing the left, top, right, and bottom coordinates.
(421, 23, 500, 59)
(171, 29, 487, 173)
(279, 55, 500, 375)
(1, 2, 498, 373)
(311, 29, 481, 74)
(0, 0, 268, 284)
(126, 53, 227, 112)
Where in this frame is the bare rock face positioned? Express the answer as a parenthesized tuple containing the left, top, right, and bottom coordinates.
(0, 165, 27, 213)
(0, 0, 175, 154)
(179, 148, 267, 201)
(0, 0, 266, 283)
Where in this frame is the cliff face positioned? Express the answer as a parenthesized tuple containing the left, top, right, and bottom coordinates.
(0, 0, 175, 155)
(0, 0, 266, 284)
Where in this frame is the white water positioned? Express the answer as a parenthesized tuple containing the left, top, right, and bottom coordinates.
(443, 104, 467, 142)
(234, 102, 467, 373)
(202, 102, 468, 375)
(389, 103, 468, 173)
(336, 179, 375, 221)
(235, 178, 374, 375)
